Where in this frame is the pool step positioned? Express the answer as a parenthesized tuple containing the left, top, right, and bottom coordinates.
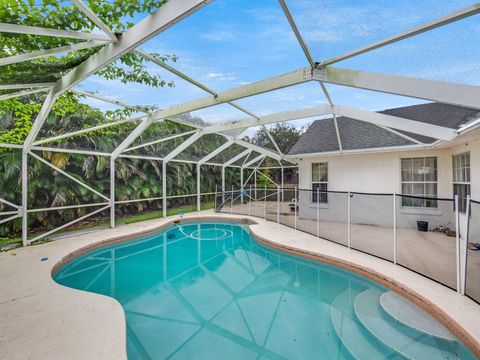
(380, 291, 455, 342)
(330, 289, 402, 360)
(354, 289, 461, 360)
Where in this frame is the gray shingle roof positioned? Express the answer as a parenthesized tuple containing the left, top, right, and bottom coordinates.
(288, 103, 480, 156)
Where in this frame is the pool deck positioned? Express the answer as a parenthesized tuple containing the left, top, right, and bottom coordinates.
(1, 210, 479, 359)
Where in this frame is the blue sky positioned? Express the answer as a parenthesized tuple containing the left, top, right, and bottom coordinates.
(79, 0, 479, 128)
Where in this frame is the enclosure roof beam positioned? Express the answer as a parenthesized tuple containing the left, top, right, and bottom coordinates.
(135, 49, 261, 120)
(29, 151, 109, 201)
(148, 66, 312, 121)
(71, 89, 148, 113)
(277, 0, 335, 107)
(321, 4, 480, 66)
(244, 154, 266, 168)
(33, 115, 147, 146)
(31, 146, 111, 157)
(278, 0, 314, 67)
(224, 149, 251, 167)
(163, 131, 204, 163)
(122, 130, 197, 153)
(0, 83, 54, 90)
(377, 125, 426, 146)
(0, 23, 111, 42)
(0, 41, 110, 67)
(263, 126, 283, 156)
(203, 105, 332, 134)
(197, 139, 235, 165)
(0, 87, 51, 101)
(72, 0, 118, 41)
(51, 0, 212, 95)
(234, 139, 283, 162)
(333, 114, 343, 152)
(334, 105, 457, 141)
(313, 67, 480, 110)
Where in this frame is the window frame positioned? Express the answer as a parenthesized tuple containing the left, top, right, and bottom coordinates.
(311, 162, 328, 204)
(452, 152, 470, 214)
(400, 156, 438, 208)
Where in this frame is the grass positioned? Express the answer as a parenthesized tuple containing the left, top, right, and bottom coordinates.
(0, 202, 215, 250)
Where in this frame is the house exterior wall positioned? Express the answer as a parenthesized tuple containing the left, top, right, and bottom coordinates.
(294, 130, 480, 239)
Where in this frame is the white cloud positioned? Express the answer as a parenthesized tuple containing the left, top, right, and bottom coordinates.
(305, 30, 341, 43)
(200, 31, 235, 42)
(206, 72, 237, 82)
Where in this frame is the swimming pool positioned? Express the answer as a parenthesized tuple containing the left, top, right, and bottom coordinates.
(53, 221, 476, 359)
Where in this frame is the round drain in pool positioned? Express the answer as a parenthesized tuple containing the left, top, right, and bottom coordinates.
(188, 228, 233, 240)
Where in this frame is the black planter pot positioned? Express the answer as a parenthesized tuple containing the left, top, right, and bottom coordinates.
(417, 221, 428, 232)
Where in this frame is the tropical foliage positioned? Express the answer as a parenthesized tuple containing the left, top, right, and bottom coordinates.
(0, 1, 300, 239)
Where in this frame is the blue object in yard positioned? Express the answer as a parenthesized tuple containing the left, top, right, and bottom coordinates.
(41, 257, 48, 261)
(179, 213, 184, 219)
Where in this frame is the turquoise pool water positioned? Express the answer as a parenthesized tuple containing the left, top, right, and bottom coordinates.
(53, 221, 476, 359)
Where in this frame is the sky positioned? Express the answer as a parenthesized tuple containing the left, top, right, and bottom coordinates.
(78, 0, 480, 129)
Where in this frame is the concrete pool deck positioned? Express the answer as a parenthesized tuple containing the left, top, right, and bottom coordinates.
(1, 211, 479, 359)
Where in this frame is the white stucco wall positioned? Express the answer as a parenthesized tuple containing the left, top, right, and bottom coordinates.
(294, 129, 480, 238)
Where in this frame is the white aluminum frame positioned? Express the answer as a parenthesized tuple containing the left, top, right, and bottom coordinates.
(0, 0, 478, 249)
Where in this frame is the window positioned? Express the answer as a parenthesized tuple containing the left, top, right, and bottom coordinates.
(401, 157, 438, 208)
(312, 162, 328, 203)
(453, 152, 470, 213)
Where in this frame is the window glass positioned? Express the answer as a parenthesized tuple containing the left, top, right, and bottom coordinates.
(453, 152, 470, 213)
(312, 162, 328, 203)
(401, 157, 437, 208)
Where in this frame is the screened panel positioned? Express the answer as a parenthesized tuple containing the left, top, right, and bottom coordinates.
(323, 83, 428, 111)
(127, 134, 193, 158)
(350, 193, 394, 261)
(284, 0, 474, 61)
(466, 200, 480, 304)
(39, 120, 139, 153)
(208, 143, 247, 164)
(232, 151, 261, 167)
(396, 195, 457, 290)
(234, 82, 329, 116)
(187, 103, 249, 125)
(339, 15, 480, 86)
(143, 0, 306, 92)
(129, 120, 197, 148)
(174, 133, 227, 161)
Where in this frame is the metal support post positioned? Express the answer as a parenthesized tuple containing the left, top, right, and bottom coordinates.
(393, 193, 397, 264)
(463, 195, 471, 295)
(21, 150, 28, 246)
(240, 167, 244, 204)
(230, 185, 234, 214)
(347, 192, 351, 249)
(254, 170, 257, 200)
(281, 166, 284, 202)
(110, 157, 115, 228)
(316, 187, 320, 238)
(222, 166, 226, 203)
(294, 186, 297, 231)
(162, 161, 167, 218)
(462, 195, 472, 295)
(277, 185, 280, 224)
(264, 185, 267, 220)
(197, 164, 201, 211)
(455, 195, 461, 293)
(248, 185, 252, 216)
